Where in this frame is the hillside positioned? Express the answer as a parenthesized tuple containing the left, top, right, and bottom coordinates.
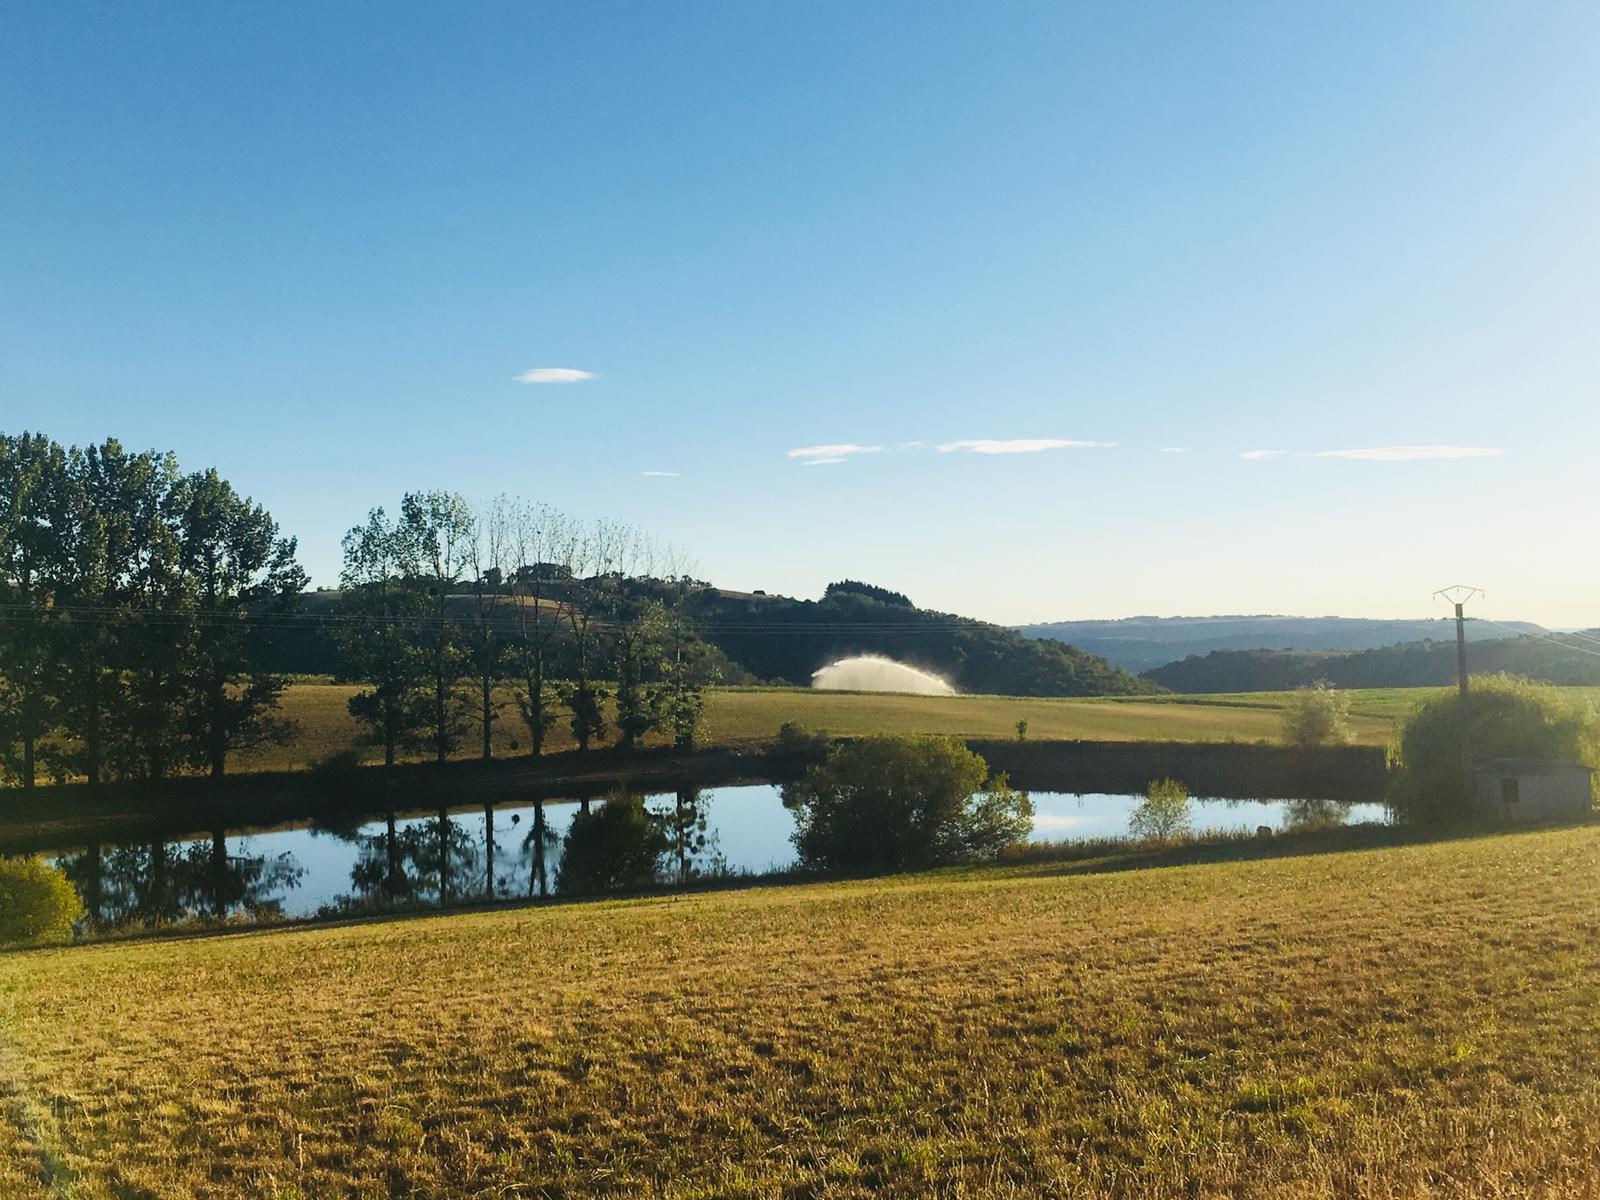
(259, 580, 1157, 699)
(683, 582, 1157, 696)
(1017, 614, 1544, 673)
(1145, 631, 1600, 692)
(6, 827, 1599, 1196)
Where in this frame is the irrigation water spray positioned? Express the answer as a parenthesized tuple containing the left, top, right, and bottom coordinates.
(809, 655, 956, 696)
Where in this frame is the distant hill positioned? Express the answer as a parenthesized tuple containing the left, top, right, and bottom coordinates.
(1016, 615, 1545, 673)
(1144, 632, 1600, 693)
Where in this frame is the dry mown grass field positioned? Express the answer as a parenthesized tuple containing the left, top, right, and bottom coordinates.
(4, 827, 1599, 1197)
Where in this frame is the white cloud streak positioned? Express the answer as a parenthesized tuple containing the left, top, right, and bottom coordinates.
(1308, 445, 1504, 461)
(640, 470, 681, 477)
(800, 457, 848, 466)
(936, 438, 1112, 455)
(1159, 447, 1189, 454)
(787, 443, 883, 462)
(515, 367, 596, 384)
(1240, 449, 1288, 460)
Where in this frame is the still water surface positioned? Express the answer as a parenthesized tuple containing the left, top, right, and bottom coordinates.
(55, 786, 1388, 924)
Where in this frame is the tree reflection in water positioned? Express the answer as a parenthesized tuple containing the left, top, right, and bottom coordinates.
(58, 837, 304, 930)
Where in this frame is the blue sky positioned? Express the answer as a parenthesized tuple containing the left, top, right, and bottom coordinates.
(4, 3, 1597, 626)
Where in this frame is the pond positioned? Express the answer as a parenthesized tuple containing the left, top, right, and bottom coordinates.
(52, 786, 1389, 926)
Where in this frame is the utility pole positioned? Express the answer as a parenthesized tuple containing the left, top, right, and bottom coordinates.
(1435, 586, 1484, 798)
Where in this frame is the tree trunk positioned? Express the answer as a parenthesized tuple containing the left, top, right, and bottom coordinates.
(83, 666, 102, 789)
(531, 649, 545, 757)
(435, 672, 448, 763)
(481, 670, 492, 761)
(209, 670, 227, 779)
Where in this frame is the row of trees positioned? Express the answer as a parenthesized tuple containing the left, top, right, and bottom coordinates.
(334, 493, 716, 769)
(0, 433, 304, 787)
(0, 431, 719, 788)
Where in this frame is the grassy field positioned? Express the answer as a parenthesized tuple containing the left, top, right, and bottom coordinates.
(3, 827, 1599, 1197)
(234, 683, 1441, 773)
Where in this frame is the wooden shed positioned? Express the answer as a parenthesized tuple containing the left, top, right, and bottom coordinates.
(1472, 758, 1595, 825)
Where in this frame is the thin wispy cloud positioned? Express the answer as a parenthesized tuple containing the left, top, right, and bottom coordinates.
(515, 367, 596, 384)
(800, 456, 848, 466)
(1159, 447, 1189, 454)
(786, 443, 883, 463)
(937, 438, 1112, 455)
(1240, 449, 1288, 460)
(641, 470, 681, 477)
(1308, 445, 1504, 461)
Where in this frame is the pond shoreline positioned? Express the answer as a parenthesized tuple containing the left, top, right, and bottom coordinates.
(0, 738, 1388, 854)
(10, 818, 1476, 955)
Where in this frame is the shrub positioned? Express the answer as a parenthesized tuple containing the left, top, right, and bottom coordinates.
(1389, 673, 1600, 826)
(783, 734, 1032, 872)
(1281, 682, 1352, 748)
(1129, 778, 1191, 843)
(774, 721, 830, 761)
(555, 794, 668, 894)
(0, 856, 83, 948)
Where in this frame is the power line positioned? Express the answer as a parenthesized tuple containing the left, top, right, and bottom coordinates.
(1474, 616, 1600, 662)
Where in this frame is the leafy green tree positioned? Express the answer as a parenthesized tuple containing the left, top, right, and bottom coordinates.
(1281, 682, 1352, 749)
(783, 735, 1032, 872)
(562, 519, 627, 751)
(1389, 673, 1600, 825)
(0, 432, 71, 788)
(613, 605, 663, 749)
(555, 793, 668, 893)
(173, 468, 306, 776)
(507, 501, 572, 760)
(99, 447, 190, 782)
(396, 491, 473, 763)
(562, 677, 610, 752)
(337, 509, 431, 769)
(464, 498, 510, 761)
(1128, 778, 1191, 843)
(656, 570, 717, 750)
(51, 442, 121, 787)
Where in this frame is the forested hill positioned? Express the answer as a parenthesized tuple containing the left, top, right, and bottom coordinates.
(268, 580, 1158, 697)
(684, 582, 1160, 696)
(1144, 632, 1600, 693)
(1017, 614, 1544, 673)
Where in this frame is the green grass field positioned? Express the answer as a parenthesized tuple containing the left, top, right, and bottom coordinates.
(234, 683, 1458, 773)
(4, 826, 1598, 1197)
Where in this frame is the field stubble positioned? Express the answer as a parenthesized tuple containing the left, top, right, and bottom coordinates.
(3, 827, 1599, 1197)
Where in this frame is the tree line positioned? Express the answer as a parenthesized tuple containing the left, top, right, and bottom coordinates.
(0, 431, 716, 789)
(0, 433, 304, 788)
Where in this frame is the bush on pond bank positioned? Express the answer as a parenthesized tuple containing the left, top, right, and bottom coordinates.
(1129, 778, 1191, 843)
(782, 735, 1032, 872)
(0, 855, 83, 948)
(555, 795, 670, 895)
(1389, 674, 1600, 826)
